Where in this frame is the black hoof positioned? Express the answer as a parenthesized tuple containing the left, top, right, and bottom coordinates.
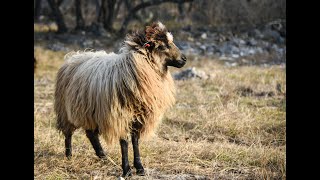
(136, 169, 145, 176)
(96, 151, 106, 159)
(66, 155, 72, 160)
(122, 168, 132, 177)
(66, 151, 72, 160)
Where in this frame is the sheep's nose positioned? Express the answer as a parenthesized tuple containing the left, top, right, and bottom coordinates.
(181, 54, 187, 62)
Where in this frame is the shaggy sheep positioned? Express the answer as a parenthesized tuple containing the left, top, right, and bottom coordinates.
(54, 21, 187, 177)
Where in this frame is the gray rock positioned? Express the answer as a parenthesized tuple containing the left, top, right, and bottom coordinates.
(262, 29, 281, 42)
(248, 29, 264, 39)
(271, 44, 279, 50)
(231, 54, 240, 58)
(181, 47, 201, 56)
(206, 46, 215, 55)
(201, 33, 207, 39)
(219, 43, 232, 54)
(219, 56, 235, 61)
(215, 34, 226, 42)
(225, 62, 238, 67)
(200, 45, 207, 51)
(176, 41, 190, 50)
(47, 42, 68, 51)
(81, 40, 94, 47)
(248, 48, 256, 55)
(246, 38, 258, 46)
(173, 67, 209, 80)
(231, 46, 240, 54)
(261, 41, 270, 47)
(232, 38, 246, 45)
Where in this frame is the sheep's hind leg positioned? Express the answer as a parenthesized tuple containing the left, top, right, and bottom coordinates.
(132, 131, 145, 176)
(64, 131, 73, 159)
(85, 129, 106, 158)
(120, 139, 132, 177)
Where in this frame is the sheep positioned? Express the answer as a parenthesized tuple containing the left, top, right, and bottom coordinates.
(54, 21, 187, 177)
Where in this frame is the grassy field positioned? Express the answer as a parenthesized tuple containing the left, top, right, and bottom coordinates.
(34, 46, 286, 180)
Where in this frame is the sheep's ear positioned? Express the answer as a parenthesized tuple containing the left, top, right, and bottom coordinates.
(143, 41, 155, 49)
(143, 42, 151, 48)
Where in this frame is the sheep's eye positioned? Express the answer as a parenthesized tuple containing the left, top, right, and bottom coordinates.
(157, 45, 166, 51)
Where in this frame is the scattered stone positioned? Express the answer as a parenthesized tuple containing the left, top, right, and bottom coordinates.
(219, 56, 235, 61)
(173, 67, 209, 80)
(201, 33, 207, 39)
(225, 62, 238, 67)
(262, 29, 281, 43)
(231, 54, 240, 58)
(36, 20, 286, 66)
(187, 37, 194, 42)
(46, 42, 68, 51)
(246, 38, 258, 46)
(248, 29, 264, 39)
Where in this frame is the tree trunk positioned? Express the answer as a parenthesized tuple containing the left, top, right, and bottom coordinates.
(34, 0, 42, 21)
(103, 0, 116, 32)
(99, 0, 106, 23)
(75, 0, 85, 30)
(114, 0, 124, 20)
(123, 0, 132, 10)
(139, 0, 147, 17)
(57, 0, 64, 7)
(187, 1, 192, 12)
(47, 0, 67, 33)
(177, 0, 185, 19)
(94, 0, 101, 22)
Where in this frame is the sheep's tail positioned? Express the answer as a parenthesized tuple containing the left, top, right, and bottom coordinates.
(54, 63, 77, 136)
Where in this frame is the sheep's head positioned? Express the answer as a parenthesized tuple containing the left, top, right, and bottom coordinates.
(144, 22, 187, 68)
(126, 22, 187, 70)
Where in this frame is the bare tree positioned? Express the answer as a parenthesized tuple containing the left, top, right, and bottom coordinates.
(114, 0, 124, 20)
(75, 0, 85, 30)
(119, 0, 194, 34)
(99, 0, 106, 23)
(103, 0, 117, 31)
(57, 0, 64, 7)
(94, 0, 118, 32)
(47, 0, 67, 33)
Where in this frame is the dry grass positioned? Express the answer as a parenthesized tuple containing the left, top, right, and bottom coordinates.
(34, 46, 286, 179)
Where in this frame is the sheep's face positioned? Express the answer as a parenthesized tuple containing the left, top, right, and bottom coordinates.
(144, 22, 187, 69)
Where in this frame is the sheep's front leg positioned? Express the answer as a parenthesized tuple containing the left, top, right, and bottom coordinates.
(85, 129, 106, 158)
(120, 139, 132, 177)
(132, 131, 145, 176)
